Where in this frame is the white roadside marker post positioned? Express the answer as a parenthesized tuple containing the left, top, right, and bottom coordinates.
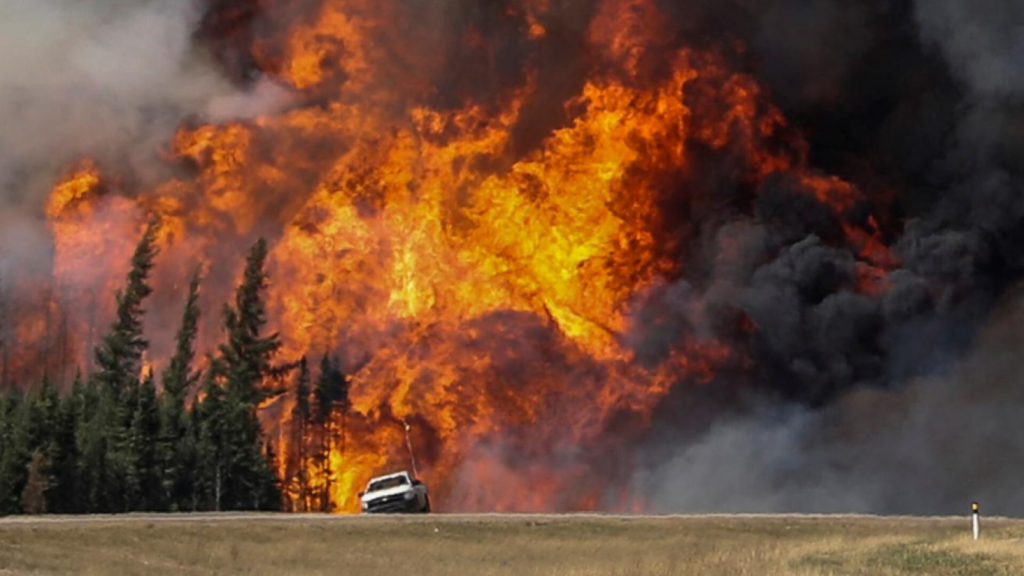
(972, 502, 980, 541)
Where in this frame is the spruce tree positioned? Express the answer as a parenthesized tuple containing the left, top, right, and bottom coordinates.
(128, 370, 161, 511)
(204, 238, 288, 510)
(48, 373, 84, 513)
(4, 378, 60, 515)
(31, 376, 66, 514)
(83, 221, 160, 512)
(160, 269, 202, 510)
(33, 376, 61, 452)
(162, 270, 203, 399)
(0, 388, 26, 514)
(93, 221, 160, 399)
(217, 238, 289, 404)
(195, 369, 227, 511)
(75, 374, 103, 512)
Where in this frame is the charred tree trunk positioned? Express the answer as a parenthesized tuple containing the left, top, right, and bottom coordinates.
(215, 463, 222, 512)
(297, 418, 307, 512)
(322, 417, 333, 513)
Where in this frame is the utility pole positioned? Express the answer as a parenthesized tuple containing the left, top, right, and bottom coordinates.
(403, 418, 419, 478)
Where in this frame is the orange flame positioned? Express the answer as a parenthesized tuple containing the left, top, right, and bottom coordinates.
(28, 0, 896, 512)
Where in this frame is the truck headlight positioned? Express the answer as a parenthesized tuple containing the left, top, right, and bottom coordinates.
(404, 490, 416, 501)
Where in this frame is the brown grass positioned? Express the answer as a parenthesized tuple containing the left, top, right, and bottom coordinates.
(1, 514, 1022, 575)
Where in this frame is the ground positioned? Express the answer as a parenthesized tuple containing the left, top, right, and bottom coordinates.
(1, 514, 1023, 575)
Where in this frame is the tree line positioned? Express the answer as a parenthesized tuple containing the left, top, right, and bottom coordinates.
(0, 223, 350, 515)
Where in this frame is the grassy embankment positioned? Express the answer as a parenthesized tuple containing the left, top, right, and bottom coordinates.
(1, 514, 1023, 575)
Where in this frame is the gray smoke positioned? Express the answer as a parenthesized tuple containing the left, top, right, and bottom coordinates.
(627, 0, 1024, 515)
(0, 0, 289, 207)
(0, 0, 290, 283)
(915, 0, 1024, 100)
(636, 289, 1024, 515)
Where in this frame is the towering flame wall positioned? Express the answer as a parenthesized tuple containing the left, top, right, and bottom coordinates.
(11, 0, 1017, 514)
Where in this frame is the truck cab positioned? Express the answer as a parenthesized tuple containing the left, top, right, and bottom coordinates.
(359, 471, 431, 513)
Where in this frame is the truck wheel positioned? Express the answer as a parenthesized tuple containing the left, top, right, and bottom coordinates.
(423, 496, 431, 514)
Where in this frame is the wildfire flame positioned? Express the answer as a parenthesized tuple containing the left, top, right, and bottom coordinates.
(25, 0, 893, 512)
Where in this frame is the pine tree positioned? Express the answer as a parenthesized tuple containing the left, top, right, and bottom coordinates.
(128, 370, 161, 511)
(217, 239, 290, 403)
(31, 376, 66, 514)
(2, 378, 60, 515)
(313, 354, 351, 512)
(160, 269, 202, 511)
(48, 373, 83, 513)
(83, 221, 160, 512)
(0, 388, 27, 515)
(195, 370, 227, 511)
(75, 374, 103, 512)
(162, 270, 203, 400)
(33, 375, 61, 450)
(93, 221, 160, 399)
(204, 239, 289, 511)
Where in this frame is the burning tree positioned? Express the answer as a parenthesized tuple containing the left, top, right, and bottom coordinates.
(281, 354, 353, 513)
(311, 354, 351, 512)
(284, 356, 312, 512)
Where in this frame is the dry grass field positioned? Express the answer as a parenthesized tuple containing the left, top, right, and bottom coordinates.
(1, 514, 1023, 575)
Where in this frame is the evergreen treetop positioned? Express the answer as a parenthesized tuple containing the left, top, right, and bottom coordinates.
(162, 268, 203, 401)
(93, 220, 160, 398)
(216, 238, 289, 404)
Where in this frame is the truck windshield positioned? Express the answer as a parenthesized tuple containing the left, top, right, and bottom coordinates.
(368, 476, 409, 492)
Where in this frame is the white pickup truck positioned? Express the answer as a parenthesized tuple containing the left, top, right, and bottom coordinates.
(359, 471, 431, 514)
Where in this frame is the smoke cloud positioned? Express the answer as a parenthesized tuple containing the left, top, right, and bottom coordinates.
(625, 0, 1024, 515)
(0, 0, 288, 207)
(637, 290, 1024, 515)
(0, 0, 292, 300)
(916, 0, 1024, 100)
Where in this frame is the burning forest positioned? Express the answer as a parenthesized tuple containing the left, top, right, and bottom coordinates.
(2, 0, 1024, 515)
